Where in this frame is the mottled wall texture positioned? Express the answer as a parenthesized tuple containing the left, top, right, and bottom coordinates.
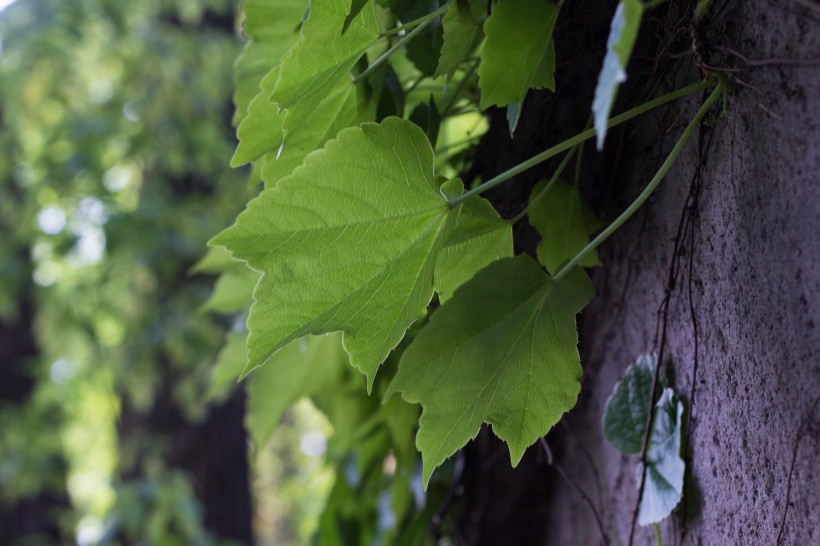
(540, 1, 819, 545)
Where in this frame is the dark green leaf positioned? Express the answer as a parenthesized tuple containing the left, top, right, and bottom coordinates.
(602, 352, 656, 454)
(528, 178, 602, 275)
(389, 255, 593, 487)
(434, 0, 482, 81)
(479, 0, 559, 109)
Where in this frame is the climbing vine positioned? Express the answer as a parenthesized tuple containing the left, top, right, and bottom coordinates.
(202, 0, 727, 540)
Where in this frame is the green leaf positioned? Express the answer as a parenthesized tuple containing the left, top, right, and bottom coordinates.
(207, 332, 248, 401)
(231, 66, 282, 167)
(478, 0, 559, 109)
(507, 99, 523, 137)
(603, 354, 685, 525)
(263, 76, 372, 185)
(389, 255, 593, 487)
(200, 267, 259, 314)
(602, 352, 656, 454)
(233, 0, 306, 125)
(232, 0, 380, 184)
(434, 195, 512, 303)
(528, 178, 602, 275)
(343, 0, 371, 34)
(189, 246, 237, 275)
(212, 118, 460, 388)
(434, 1, 482, 81)
(592, 0, 643, 149)
(638, 388, 685, 526)
(246, 334, 347, 448)
(273, 0, 379, 158)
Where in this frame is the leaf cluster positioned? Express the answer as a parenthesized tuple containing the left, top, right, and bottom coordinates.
(205, 0, 663, 539)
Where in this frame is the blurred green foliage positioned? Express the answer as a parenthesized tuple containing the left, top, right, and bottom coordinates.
(1, 1, 469, 544)
(0, 0, 250, 543)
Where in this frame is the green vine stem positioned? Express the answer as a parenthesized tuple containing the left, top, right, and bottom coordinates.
(446, 78, 714, 207)
(354, 17, 438, 83)
(552, 73, 727, 281)
(379, 2, 450, 37)
(508, 146, 577, 225)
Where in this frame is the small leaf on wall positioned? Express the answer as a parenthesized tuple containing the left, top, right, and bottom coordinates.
(638, 388, 685, 525)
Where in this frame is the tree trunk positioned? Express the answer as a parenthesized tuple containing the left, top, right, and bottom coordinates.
(545, 1, 820, 544)
(0, 253, 71, 545)
(456, 0, 819, 544)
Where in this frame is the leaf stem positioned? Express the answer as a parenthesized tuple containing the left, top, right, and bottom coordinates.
(508, 147, 577, 225)
(653, 523, 663, 546)
(355, 16, 439, 83)
(380, 3, 450, 37)
(446, 78, 713, 208)
(552, 74, 727, 281)
(439, 59, 480, 118)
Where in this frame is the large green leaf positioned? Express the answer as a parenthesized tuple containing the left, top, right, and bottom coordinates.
(602, 352, 656, 454)
(434, 195, 512, 302)
(638, 388, 685, 525)
(212, 118, 461, 388)
(592, 0, 643, 149)
(389, 255, 593, 487)
(529, 178, 602, 275)
(246, 333, 347, 448)
(233, 0, 306, 125)
(478, 0, 559, 109)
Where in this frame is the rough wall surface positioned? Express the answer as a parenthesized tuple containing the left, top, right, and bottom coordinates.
(540, 1, 819, 545)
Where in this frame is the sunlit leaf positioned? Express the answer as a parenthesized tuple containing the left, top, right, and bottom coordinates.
(207, 332, 248, 401)
(273, 0, 379, 160)
(246, 334, 347, 448)
(212, 118, 461, 388)
(200, 267, 259, 314)
(189, 246, 237, 274)
(233, 0, 380, 184)
(592, 0, 643, 149)
(434, 195, 512, 302)
(232, 67, 282, 167)
(233, 0, 306, 125)
(478, 0, 559, 109)
(343, 0, 371, 34)
(389, 255, 593, 487)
